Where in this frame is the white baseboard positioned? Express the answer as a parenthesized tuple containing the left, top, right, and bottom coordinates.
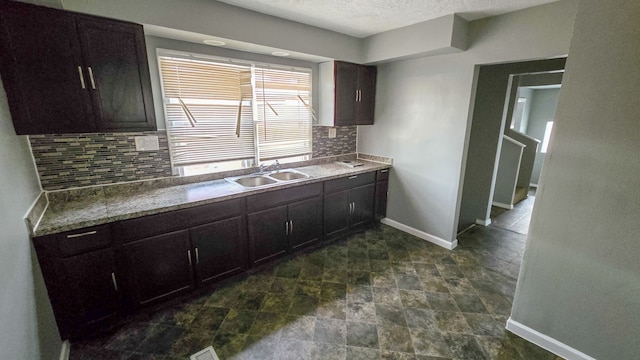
(475, 218, 492, 226)
(59, 340, 70, 360)
(492, 201, 514, 210)
(380, 218, 458, 250)
(506, 318, 596, 360)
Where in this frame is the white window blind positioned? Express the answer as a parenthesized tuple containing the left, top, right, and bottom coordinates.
(255, 67, 313, 161)
(158, 50, 313, 170)
(158, 55, 255, 167)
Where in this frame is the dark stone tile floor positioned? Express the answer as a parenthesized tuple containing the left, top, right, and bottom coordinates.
(70, 206, 561, 359)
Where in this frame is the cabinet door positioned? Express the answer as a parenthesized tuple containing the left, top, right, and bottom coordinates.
(190, 216, 247, 286)
(356, 65, 377, 125)
(350, 183, 375, 228)
(61, 248, 119, 328)
(247, 205, 288, 266)
(288, 196, 322, 250)
(334, 61, 358, 126)
(375, 179, 389, 220)
(123, 230, 194, 306)
(76, 17, 155, 132)
(0, 2, 95, 134)
(324, 190, 351, 238)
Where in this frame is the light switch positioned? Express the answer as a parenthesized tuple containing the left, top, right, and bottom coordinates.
(328, 128, 337, 138)
(135, 136, 160, 151)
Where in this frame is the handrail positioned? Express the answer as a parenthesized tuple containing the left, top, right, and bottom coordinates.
(502, 135, 526, 148)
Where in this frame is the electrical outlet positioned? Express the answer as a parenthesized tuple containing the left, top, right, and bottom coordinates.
(135, 136, 159, 151)
(328, 128, 337, 138)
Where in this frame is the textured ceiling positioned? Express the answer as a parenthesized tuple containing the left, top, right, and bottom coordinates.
(218, 0, 560, 38)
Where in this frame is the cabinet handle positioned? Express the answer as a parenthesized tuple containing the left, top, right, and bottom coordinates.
(87, 66, 96, 89)
(195, 247, 200, 264)
(289, 220, 293, 234)
(358, 90, 362, 102)
(66, 230, 97, 239)
(77, 66, 86, 89)
(381, 169, 389, 173)
(348, 175, 358, 179)
(353, 202, 356, 214)
(187, 250, 192, 266)
(355, 90, 358, 102)
(111, 272, 118, 291)
(285, 221, 289, 235)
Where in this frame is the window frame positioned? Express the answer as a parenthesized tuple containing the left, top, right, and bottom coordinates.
(156, 49, 313, 176)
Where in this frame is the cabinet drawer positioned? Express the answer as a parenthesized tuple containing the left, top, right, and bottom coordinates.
(376, 168, 390, 181)
(324, 172, 375, 193)
(187, 199, 243, 226)
(247, 182, 322, 213)
(112, 209, 191, 243)
(54, 224, 112, 257)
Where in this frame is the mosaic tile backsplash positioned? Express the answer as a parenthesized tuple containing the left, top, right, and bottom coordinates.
(312, 126, 357, 158)
(29, 126, 358, 190)
(29, 131, 173, 190)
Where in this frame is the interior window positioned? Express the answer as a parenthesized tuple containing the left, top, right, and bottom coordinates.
(157, 50, 312, 175)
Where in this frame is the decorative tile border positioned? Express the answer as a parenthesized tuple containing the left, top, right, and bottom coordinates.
(29, 131, 174, 190)
(29, 126, 359, 191)
(312, 126, 357, 158)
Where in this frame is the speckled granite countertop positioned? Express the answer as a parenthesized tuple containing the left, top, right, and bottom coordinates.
(33, 159, 391, 237)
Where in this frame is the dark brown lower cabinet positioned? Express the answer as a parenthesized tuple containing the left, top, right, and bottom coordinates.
(323, 190, 351, 238)
(247, 205, 289, 266)
(247, 196, 323, 266)
(324, 181, 375, 238)
(350, 184, 375, 228)
(123, 230, 195, 306)
(375, 179, 389, 219)
(191, 216, 247, 286)
(61, 248, 120, 328)
(288, 196, 322, 250)
(33, 169, 389, 339)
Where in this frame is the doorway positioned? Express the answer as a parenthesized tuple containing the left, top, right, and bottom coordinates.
(456, 58, 565, 235)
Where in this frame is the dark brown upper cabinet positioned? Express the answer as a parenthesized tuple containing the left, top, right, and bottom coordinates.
(0, 1, 156, 135)
(318, 60, 376, 126)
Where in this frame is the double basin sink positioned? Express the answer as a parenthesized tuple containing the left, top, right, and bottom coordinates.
(226, 169, 310, 189)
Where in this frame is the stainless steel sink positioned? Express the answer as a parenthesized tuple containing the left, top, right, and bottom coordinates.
(226, 168, 310, 189)
(232, 176, 277, 187)
(269, 170, 309, 181)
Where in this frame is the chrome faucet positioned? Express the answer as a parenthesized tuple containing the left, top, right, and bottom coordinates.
(258, 160, 280, 174)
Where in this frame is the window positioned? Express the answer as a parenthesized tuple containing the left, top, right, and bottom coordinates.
(540, 121, 554, 153)
(158, 50, 312, 175)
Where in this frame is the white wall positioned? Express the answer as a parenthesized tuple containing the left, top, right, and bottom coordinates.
(509, 0, 640, 358)
(0, 80, 62, 358)
(358, 0, 577, 244)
